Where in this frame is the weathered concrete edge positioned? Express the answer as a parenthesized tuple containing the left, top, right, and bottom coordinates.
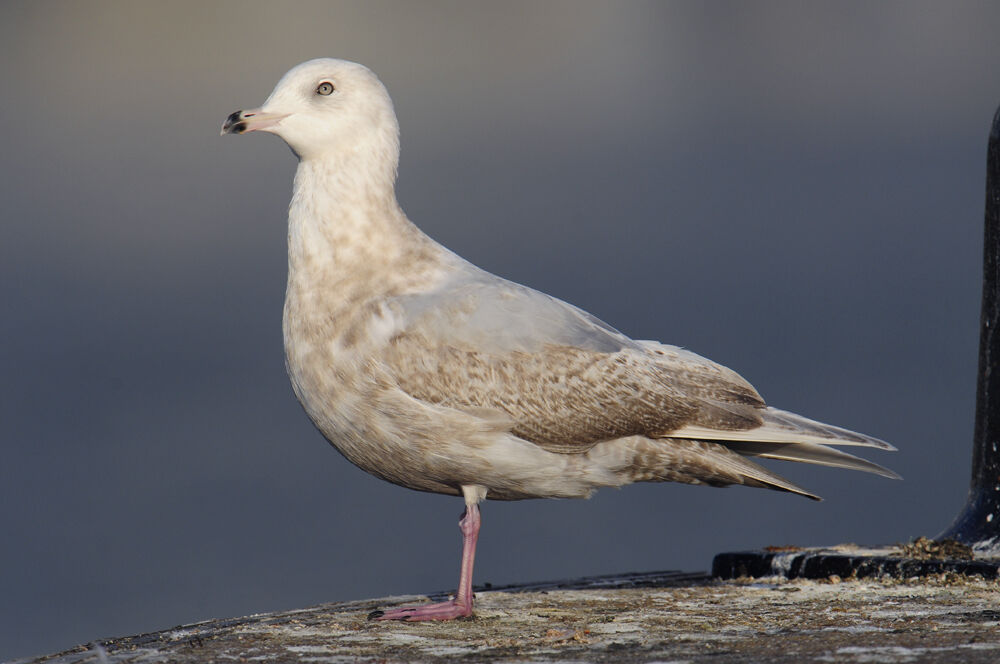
(7, 570, 710, 664)
(14, 568, 1000, 664)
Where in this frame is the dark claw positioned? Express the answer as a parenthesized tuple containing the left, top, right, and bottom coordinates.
(367, 609, 385, 620)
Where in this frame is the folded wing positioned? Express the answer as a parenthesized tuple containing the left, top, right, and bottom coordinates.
(381, 265, 896, 487)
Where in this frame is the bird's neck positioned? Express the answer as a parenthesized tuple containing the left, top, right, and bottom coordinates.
(287, 154, 404, 269)
(285, 153, 442, 302)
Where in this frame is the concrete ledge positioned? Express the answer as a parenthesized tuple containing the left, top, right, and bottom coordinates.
(11, 572, 1000, 663)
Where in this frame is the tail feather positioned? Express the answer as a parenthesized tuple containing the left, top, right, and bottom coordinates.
(632, 438, 823, 501)
(719, 440, 901, 480)
(658, 406, 898, 490)
(721, 454, 822, 501)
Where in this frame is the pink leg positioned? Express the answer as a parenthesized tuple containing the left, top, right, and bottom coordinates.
(371, 502, 481, 621)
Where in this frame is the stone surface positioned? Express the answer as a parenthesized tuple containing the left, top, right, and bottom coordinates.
(11, 571, 1000, 663)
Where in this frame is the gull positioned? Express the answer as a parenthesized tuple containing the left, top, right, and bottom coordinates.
(222, 58, 897, 622)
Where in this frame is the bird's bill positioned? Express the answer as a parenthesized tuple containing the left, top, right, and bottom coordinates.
(221, 108, 289, 136)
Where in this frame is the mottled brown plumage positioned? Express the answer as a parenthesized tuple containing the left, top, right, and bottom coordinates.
(223, 58, 897, 621)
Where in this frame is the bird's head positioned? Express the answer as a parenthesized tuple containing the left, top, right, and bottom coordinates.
(222, 58, 399, 163)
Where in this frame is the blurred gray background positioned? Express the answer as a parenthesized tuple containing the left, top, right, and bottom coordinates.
(2, 0, 998, 659)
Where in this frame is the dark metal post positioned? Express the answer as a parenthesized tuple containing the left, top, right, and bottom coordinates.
(936, 106, 1000, 557)
(713, 106, 1000, 579)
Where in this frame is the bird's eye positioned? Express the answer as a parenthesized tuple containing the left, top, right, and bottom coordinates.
(316, 81, 335, 96)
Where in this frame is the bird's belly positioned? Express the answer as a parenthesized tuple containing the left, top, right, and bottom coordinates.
(281, 308, 456, 493)
(282, 319, 621, 500)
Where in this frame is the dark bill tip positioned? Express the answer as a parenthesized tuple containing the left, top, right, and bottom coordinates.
(221, 110, 247, 135)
